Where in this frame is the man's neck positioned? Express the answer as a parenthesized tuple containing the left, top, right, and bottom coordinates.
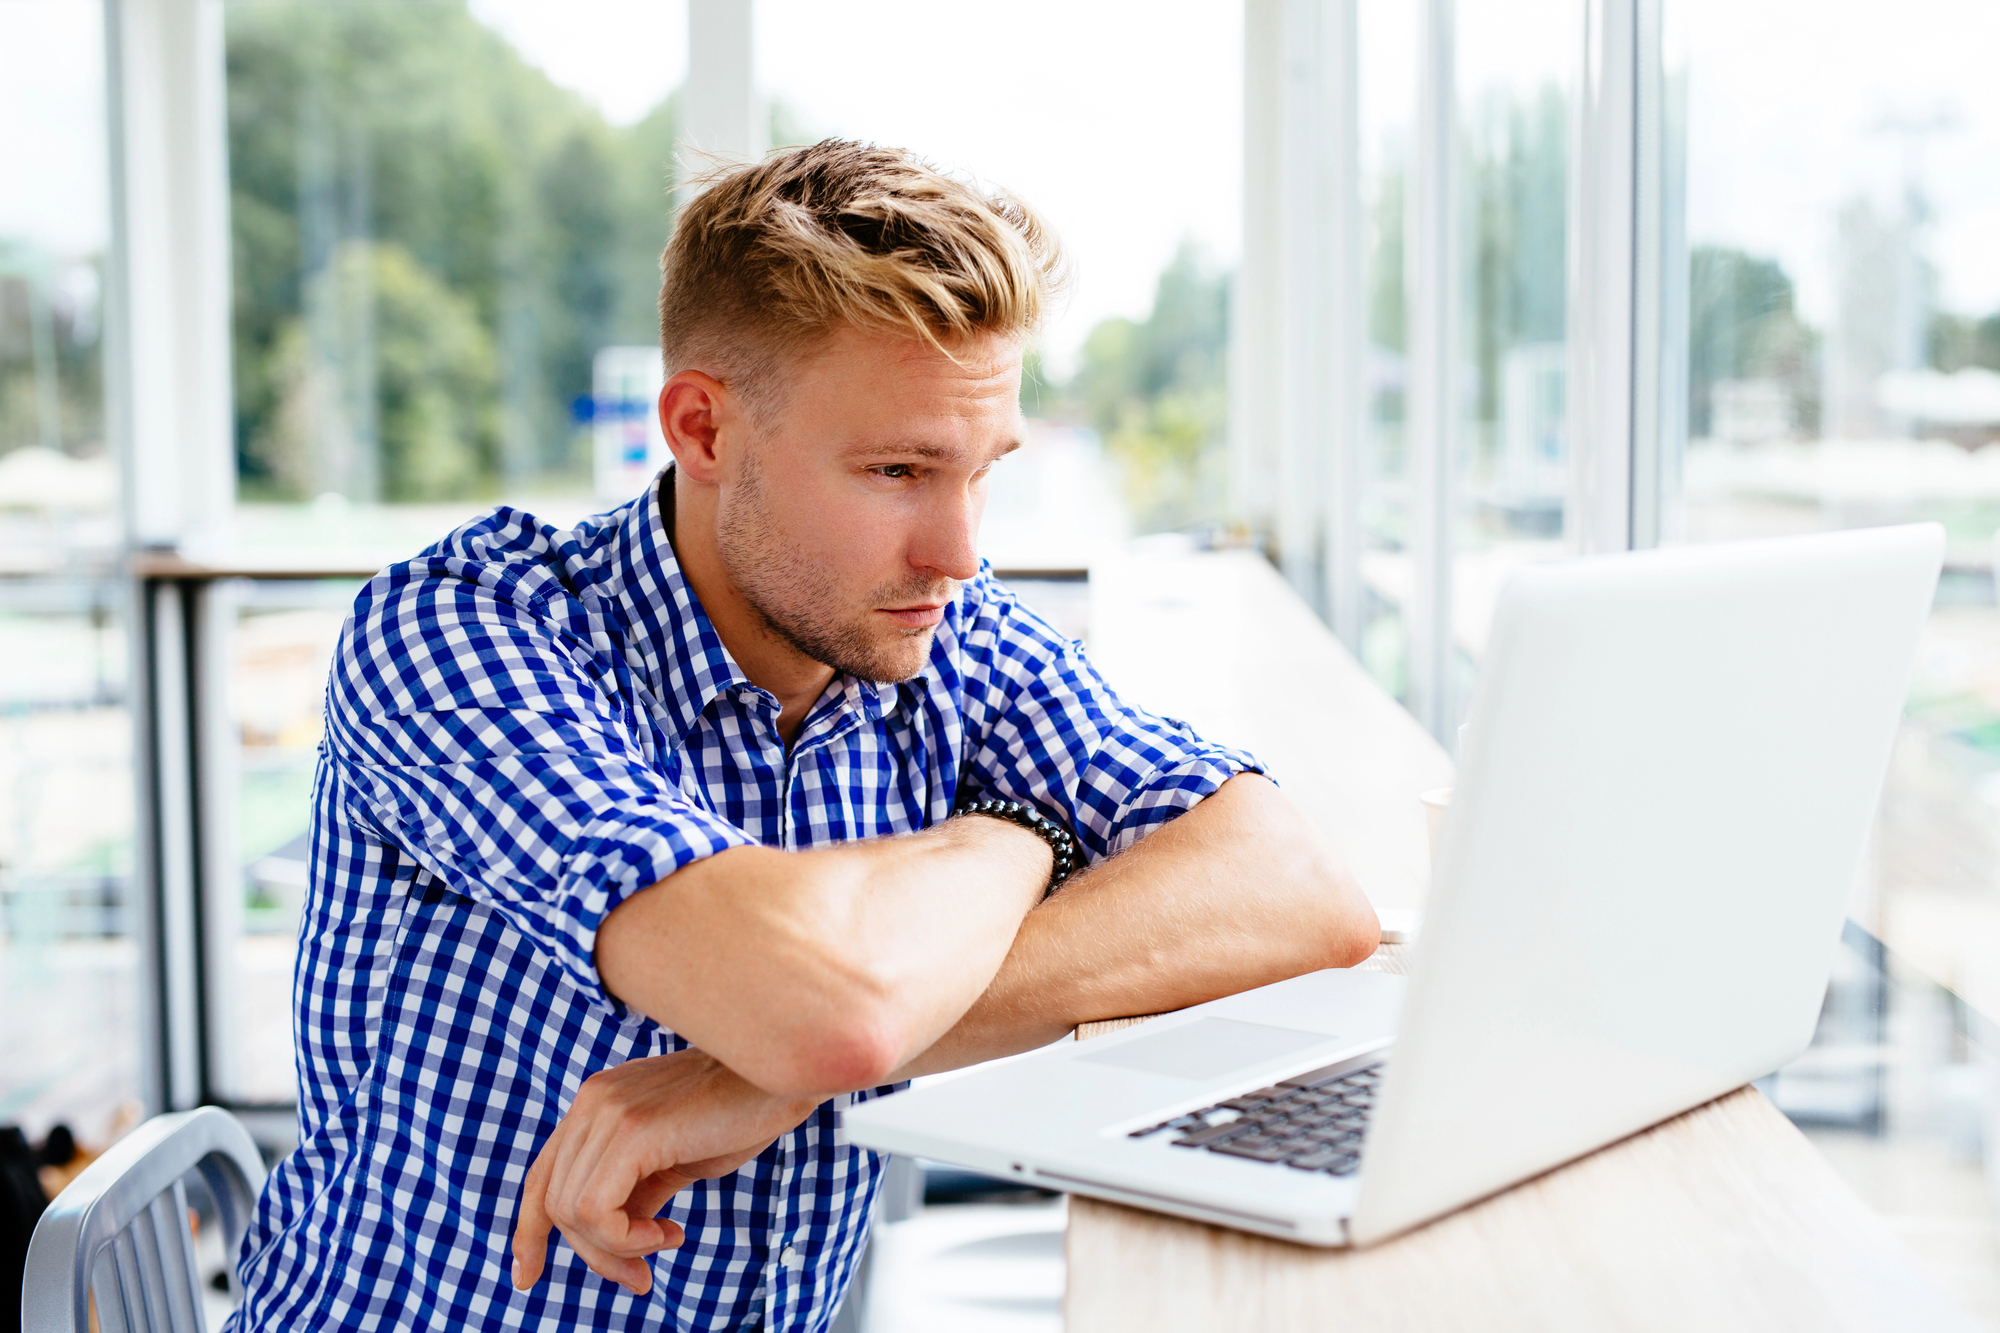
(659, 470, 835, 745)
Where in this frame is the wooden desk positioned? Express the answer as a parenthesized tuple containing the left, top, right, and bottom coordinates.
(1087, 549, 1451, 914)
(1067, 551, 1972, 1332)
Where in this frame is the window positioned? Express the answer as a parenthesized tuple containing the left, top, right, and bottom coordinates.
(224, 0, 690, 547)
(757, 0, 1244, 563)
(1669, 0, 2000, 1020)
(197, 0, 1236, 1112)
(208, 0, 702, 1110)
(1350, 0, 1580, 731)
(1357, 0, 1418, 700)
(1667, 0, 2000, 1299)
(0, 0, 139, 1147)
(1450, 0, 1578, 690)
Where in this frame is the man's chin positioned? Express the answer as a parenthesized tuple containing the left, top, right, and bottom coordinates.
(839, 627, 937, 684)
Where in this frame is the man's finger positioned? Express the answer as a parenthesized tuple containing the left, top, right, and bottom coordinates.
(565, 1228, 657, 1297)
(625, 1168, 694, 1229)
(511, 1126, 562, 1290)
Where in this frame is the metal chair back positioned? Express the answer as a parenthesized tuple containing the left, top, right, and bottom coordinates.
(21, 1107, 266, 1333)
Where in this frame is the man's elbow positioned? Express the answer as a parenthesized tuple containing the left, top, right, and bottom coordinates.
(1312, 863, 1381, 969)
(1325, 898, 1382, 969)
(757, 999, 911, 1098)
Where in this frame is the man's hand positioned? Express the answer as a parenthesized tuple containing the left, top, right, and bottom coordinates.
(510, 1049, 819, 1296)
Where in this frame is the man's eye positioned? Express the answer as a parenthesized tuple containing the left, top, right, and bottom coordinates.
(875, 464, 916, 479)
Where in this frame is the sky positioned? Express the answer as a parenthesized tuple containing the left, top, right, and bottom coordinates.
(0, 0, 107, 257)
(1348, 0, 2000, 332)
(1675, 0, 2000, 326)
(466, 0, 687, 125)
(469, 0, 1245, 376)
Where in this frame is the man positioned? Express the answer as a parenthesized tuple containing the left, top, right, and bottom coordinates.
(234, 140, 1378, 1333)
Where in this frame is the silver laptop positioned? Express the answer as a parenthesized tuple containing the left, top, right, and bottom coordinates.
(845, 525, 1943, 1247)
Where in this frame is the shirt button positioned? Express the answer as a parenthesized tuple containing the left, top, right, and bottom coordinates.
(780, 1245, 801, 1270)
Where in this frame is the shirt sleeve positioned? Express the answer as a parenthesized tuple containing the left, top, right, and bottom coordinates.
(324, 556, 757, 1009)
(955, 576, 1264, 860)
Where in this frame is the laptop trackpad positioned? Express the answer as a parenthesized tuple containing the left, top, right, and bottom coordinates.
(1078, 1018, 1335, 1080)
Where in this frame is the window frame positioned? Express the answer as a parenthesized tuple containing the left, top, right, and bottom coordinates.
(1239, 0, 1682, 743)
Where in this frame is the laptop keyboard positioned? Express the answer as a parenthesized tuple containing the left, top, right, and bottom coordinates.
(1124, 1059, 1384, 1177)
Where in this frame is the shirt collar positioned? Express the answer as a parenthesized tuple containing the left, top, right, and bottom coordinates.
(602, 469, 757, 750)
(602, 469, 933, 751)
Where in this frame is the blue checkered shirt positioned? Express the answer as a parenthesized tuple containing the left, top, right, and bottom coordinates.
(231, 482, 1258, 1332)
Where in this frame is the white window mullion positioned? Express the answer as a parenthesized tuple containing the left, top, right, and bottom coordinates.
(1569, 0, 1636, 556)
(1231, 0, 1284, 556)
(682, 0, 765, 179)
(1570, 0, 1677, 554)
(1319, 0, 1366, 651)
(105, 0, 235, 553)
(105, 0, 238, 1112)
(1642, 0, 1688, 548)
(1241, 0, 1366, 643)
(1405, 0, 1458, 741)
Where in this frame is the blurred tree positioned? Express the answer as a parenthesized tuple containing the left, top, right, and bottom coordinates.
(248, 242, 499, 504)
(612, 96, 682, 347)
(1930, 310, 2000, 373)
(1062, 242, 1229, 534)
(0, 251, 104, 458)
(1464, 86, 1567, 437)
(1687, 245, 1819, 438)
(1368, 162, 1406, 354)
(1364, 154, 1408, 504)
(367, 242, 501, 501)
(225, 1, 681, 503)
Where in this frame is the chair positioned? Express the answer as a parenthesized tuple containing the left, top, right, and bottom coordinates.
(22, 1108, 266, 1333)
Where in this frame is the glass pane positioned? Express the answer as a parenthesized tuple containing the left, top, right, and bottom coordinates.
(1357, 0, 1419, 702)
(212, 0, 710, 1103)
(224, 0, 692, 552)
(211, 579, 357, 1105)
(759, 0, 1243, 558)
(1669, 0, 2000, 1309)
(1450, 0, 1579, 718)
(0, 0, 138, 1150)
(0, 580, 136, 1143)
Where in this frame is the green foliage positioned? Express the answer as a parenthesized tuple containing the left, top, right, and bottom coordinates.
(0, 249, 104, 457)
(1930, 311, 2000, 374)
(248, 241, 500, 501)
(1687, 245, 1820, 436)
(225, 1, 681, 502)
(1463, 86, 1568, 431)
(1367, 163, 1406, 356)
(362, 240, 498, 501)
(1061, 243, 1230, 534)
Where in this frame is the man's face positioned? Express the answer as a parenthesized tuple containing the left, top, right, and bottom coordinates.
(713, 326, 1024, 684)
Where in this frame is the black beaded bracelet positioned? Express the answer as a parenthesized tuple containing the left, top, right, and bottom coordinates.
(954, 798, 1083, 897)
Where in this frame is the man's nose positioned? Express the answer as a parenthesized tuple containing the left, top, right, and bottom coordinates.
(912, 488, 983, 583)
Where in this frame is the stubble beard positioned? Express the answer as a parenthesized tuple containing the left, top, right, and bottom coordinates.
(715, 453, 953, 684)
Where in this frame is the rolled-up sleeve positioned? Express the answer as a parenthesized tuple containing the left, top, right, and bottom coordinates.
(957, 580, 1262, 859)
(326, 558, 755, 1006)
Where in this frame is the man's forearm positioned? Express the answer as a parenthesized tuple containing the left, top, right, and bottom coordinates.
(597, 816, 1048, 1098)
(888, 774, 1378, 1081)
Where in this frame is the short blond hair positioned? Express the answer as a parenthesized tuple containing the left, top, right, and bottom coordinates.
(659, 140, 1065, 419)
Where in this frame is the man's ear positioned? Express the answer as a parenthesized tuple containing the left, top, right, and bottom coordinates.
(659, 371, 734, 485)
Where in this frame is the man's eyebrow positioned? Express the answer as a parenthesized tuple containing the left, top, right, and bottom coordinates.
(841, 438, 1024, 460)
